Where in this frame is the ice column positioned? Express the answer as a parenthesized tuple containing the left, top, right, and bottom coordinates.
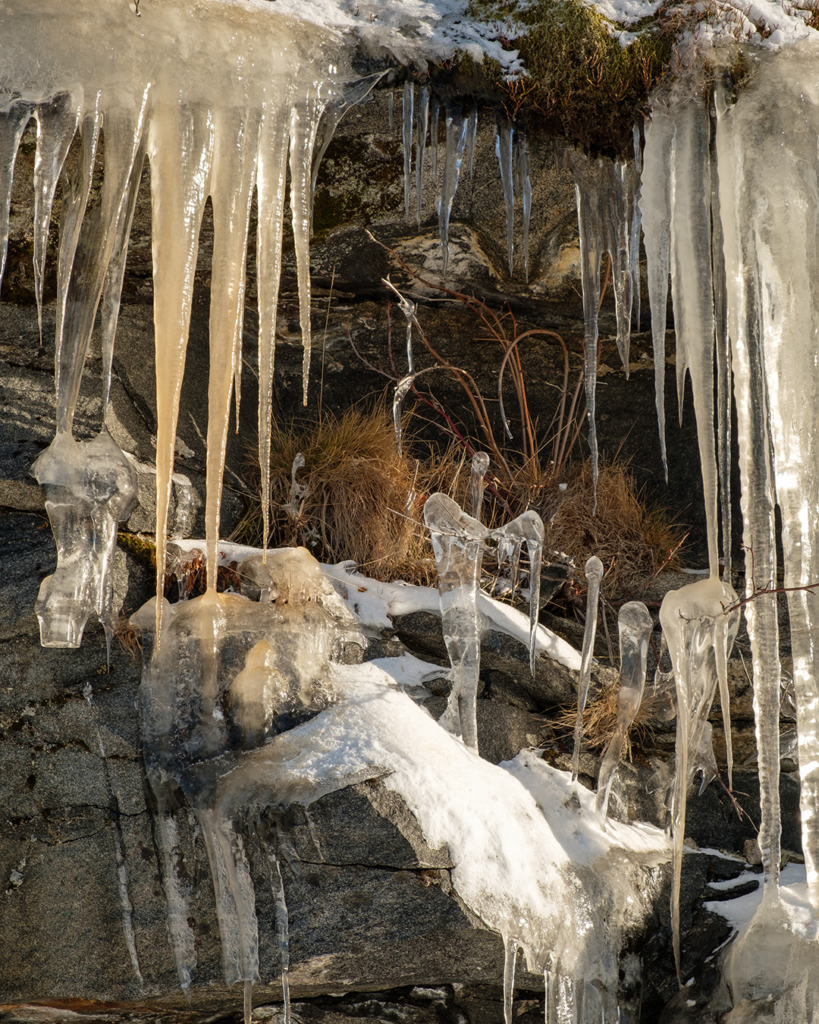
(571, 555, 604, 783)
(595, 601, 653, 820)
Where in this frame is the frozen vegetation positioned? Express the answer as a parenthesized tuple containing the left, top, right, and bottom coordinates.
(5, 0, 819, 1020)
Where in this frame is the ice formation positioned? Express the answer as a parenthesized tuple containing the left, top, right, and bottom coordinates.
(571, 555, 604, 784)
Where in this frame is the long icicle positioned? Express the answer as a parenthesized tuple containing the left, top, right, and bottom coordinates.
(402, 81, 414, 221)
(0, 100, 34, 290)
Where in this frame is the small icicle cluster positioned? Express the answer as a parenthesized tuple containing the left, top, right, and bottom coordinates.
(423, 452, 544, 753)
(0, 0, 364, 647)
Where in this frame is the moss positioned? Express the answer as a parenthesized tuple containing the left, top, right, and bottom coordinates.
(117, 531, 157, 569)
(458, 0, 674, 157)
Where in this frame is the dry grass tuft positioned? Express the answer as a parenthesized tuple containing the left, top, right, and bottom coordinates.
(532, 460, 686, 600)
(552, 680, 662, 757)
(233, 407, 440, 584)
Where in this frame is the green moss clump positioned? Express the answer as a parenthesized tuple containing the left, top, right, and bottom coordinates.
(462, 0, 673, 156)
(117, 531, 157, 569)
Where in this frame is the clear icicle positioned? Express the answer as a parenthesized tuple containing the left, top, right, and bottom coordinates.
(438, 103, 467, 281)
(205, 107, 259, 589)
(659, 577, 739, 981)
(630, 123, 642, 334)
(264, 842, 291, 1024)
(495, 118, 514, 275)
(430, 97, 439, 179)
(469, 451, 490, 522)
(382, 274, 415, 374)
(392, 373, 416, 457)
(289, 95, 323, 408)
(503, 935, 519, 1024)
(667, 98, 720, 578)
(710, 144, 732, 582)
(571, 555, 604, 783)
(0, 100, 34, 290)
(466, 104, 478, 182)
(515, 130, 532, 283)
(494, 511, 545, 676)
(33, 91, 82, 344)
(639, 109, 673, 481)
(424, 492, 488, 751)
(256, 100, 292, 556)
(415, 84, 429, 224)
(595, 601, 653, 820)
(569, 152, 603, 507)
(602, 159, 634, 375)
(402, 81, 414, 221)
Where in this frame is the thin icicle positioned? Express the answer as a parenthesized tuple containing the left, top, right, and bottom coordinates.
(602, 159, 634, 375)
(503, 935, 519, 1024)
(571, 555, 604, 783)
(289, 95, 324, 408)
(516, 130, 532, 283)
(438, 103, 467, 281)
(469, 451, 489, 522)
(466, 104, 478, 181)
(0, 100, 34, 290)
(256, 100, 292, 556)
(569, 151, 603, 507)
(33, 91, 82, 345)
(639, 109, 673, 482)
(415, 84, 429, 225)
(495, 117, 514, 274)
(392, 374, 416, 457)
(402, 81, 414, 221)
(630, 122, 642, 335)
(430, 96, 439, 179)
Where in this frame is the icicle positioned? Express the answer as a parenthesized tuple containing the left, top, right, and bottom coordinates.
(639, 109, 673, 482)
(424, 493, 487, 751)
(466, 104, 478, 182)
(667, 98, 720, 578)
(595, 601, 653, 820)
(571, 556, 604, 783)
(289, 95, 323, 408)
(709, 142, 732, 582)
(495, 118, 514, 275)
(602, 159, 634, 375)
(402, 81, 414, 221)
(382, 275, 415, 373)
(659, 577, 739, 982)
(515, 129, 532, 283)
(415, 84, 429, 225)
(264, 842, 292, 1024)
(285, 453, 309, 520)
(503, 935, 519, 1024)
(33, 91, 82, 345)
(494, 511, 545, 676)
(148, 98, 215, 639)
(392, 374, 416, 457)
(257, 100, 292, 557)
(154, 812, 198, 993)
(205, 107, 259, 589)
(568, 151, 603, 507)
(438, 103, 467, 281)
(0, 100, 34, 290)
(469, 451, 490, 522)
(630, 123, 642, 335)
(430, 97, 439, 179)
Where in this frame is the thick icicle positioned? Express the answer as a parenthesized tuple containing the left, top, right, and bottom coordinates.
(469, 450, 490, 522)
(424, 493, 487, 750)
(595, 601, 653, 820)
(205, 107, 259, 589)
(438, 103, 467, 280)
(571, 556, 604, 783)
(667, 98, 720, 577)
(659, 577, 739, 981)
(402, 81, 414, 221)
(415, 84, 429, 224)
(639, 109, 673, 481)
(515, 130, 532, 283)
(0, 100, 33, 289)
(495, 118, 515, 275)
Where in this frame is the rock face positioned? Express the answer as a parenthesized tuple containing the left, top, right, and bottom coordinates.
(0, 84, 800, 1024)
